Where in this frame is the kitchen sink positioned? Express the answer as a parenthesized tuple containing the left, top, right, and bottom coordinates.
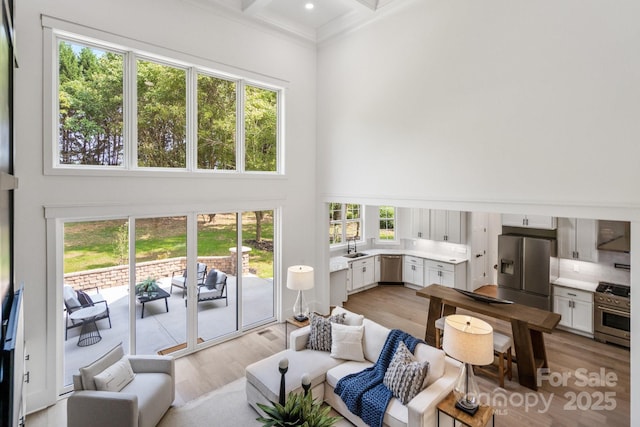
(343, 252, 369, 258)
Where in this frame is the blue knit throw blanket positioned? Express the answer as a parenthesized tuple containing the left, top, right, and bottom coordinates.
(334, 329, 422, 427)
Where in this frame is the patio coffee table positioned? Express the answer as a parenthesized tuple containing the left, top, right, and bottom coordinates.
(137, 288, 170, 318)
(69, 305, 106, 347)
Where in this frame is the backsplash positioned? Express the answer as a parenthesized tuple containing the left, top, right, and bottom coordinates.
(401, 238, 469, 258)
(558, 250, 630, 286)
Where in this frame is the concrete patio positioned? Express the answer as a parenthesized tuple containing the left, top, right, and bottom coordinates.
(63, 274, 275, 387)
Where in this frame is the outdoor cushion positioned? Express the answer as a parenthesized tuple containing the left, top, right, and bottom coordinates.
(64, 285, 82, 309)
(204, 270, 218, 289)
(76, 290, 94, 306)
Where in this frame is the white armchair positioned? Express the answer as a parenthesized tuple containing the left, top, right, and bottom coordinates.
(67, 344, 175, 427)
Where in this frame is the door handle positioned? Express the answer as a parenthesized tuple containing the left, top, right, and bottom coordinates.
(475, 254, 483, 258)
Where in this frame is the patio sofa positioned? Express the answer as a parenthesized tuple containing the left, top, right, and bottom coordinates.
(245, 307, 460, 427)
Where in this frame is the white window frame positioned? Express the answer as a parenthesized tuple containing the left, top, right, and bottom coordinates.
(329, 203, 364, 247)
(43, 17, 286, 177)
(378, 206, 397, 243)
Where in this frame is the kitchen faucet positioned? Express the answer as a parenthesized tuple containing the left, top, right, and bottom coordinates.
(347, 237, 357, 254)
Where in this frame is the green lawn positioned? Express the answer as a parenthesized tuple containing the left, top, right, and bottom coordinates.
(64, 213, 274, 278)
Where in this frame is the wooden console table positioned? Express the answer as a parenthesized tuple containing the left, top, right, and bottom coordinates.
(417, 284, 561, 390)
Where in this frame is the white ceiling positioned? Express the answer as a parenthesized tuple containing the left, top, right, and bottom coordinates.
(187, 0, 403, 43)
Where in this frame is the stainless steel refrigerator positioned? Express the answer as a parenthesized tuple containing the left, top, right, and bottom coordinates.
(497, 234, 555, 310)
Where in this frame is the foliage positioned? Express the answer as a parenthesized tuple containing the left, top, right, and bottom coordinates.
(112, 222, 129, 265)
(135, 277, 159, 294)
(64, 213, 275, 278)
(58, 40, 277, 170)
(256, 391, 341, 427)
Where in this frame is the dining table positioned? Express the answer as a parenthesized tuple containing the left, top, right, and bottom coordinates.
(416, 284, 561, 391)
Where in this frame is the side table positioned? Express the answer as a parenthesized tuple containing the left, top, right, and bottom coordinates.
(69, 305, 106, 347)
(285, 317, 309, 348)
(437, 392, 494, 427)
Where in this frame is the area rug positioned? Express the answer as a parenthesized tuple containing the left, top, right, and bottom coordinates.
(158, 377, 261, 426)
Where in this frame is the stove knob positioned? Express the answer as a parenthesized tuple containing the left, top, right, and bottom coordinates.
(606, 298, 612, 303)
(614, 300, 619, 304)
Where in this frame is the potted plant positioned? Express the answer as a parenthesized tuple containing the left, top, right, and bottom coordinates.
(135, 277, 159, 297)
(257, 391, 341, 427)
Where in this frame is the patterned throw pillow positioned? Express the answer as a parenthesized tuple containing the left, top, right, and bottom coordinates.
(383, 341, 429, 404)
(306, 312, 346, 351)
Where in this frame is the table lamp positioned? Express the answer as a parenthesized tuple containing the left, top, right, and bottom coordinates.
(287, 265, 314, 322)
(442, 314, 493, 415)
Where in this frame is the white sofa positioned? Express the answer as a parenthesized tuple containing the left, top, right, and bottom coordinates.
(245, 308, 460, 427)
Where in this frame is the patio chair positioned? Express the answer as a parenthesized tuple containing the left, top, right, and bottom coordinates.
(63, 284, 112, 340)
(170, 262, 207, 297)
(197, 269, 228, 306)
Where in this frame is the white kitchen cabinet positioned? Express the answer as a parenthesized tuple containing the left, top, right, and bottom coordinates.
(553, 285, 593, 335)
(330, 269, 348, 306)
(430, 210, 467, 243)
(403, 256, 425, 287)
(374, 255, 381, 283)
(349, 258, 375, 292)
(411, 208, 430, 239)
(557, 218, 598, 263)
(425, 260, 467, 289)
(502, 214, 557, 229)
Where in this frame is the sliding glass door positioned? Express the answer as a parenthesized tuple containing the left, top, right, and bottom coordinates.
(197, 212, 238, 343)
(59, 209, 277, 393)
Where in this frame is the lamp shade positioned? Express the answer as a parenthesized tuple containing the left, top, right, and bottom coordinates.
(442, 314, 493, 366)
(287, 265, 314, 291)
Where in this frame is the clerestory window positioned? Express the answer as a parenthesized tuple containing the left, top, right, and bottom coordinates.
(55, 37, 282, 174)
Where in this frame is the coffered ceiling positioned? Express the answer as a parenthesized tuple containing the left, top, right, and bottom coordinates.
(186, 0, 403, 43)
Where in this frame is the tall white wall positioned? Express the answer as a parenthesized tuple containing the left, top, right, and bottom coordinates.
(316, 0, 639, 419)
(317, 0, 640, 218)
(15, 0, 317, 411)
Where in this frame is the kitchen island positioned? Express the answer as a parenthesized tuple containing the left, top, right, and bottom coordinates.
(417, 284, 561, 391)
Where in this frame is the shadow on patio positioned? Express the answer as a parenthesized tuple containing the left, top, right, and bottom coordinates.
(63, 274, 274, 387)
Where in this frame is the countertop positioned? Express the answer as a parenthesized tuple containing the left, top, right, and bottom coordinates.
(330, 249, 468, 273)
(551, 277, 599, 293)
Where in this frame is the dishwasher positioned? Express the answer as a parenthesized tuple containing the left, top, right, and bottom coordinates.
(380, 255, 403, 284)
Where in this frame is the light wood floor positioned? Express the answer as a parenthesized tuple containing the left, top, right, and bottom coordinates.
(175, 285, 630, 426)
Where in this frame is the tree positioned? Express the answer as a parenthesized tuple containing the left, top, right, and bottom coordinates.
(245, 85, 277, 171)
(254, 211, 265, 242)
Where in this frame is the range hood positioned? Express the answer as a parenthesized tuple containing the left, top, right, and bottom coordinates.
(597, 220, 630, 253)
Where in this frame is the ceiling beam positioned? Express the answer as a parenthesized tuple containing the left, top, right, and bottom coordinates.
(241, 0, 272, 15)
(352, 0, 378, 12)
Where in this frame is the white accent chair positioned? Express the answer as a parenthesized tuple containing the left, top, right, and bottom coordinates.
(67, 344, 175, 427)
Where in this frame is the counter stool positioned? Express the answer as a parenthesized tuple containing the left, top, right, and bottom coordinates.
(435, 316, 513, 388)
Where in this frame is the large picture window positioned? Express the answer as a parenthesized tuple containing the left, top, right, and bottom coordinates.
(329, 203, 363, 246)
(55, 38, 282, 173)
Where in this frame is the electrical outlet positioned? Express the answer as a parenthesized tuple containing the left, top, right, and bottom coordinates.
(573, 263, 580, 273)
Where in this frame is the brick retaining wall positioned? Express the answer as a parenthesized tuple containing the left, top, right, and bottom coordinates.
(64, 253, 249, 291)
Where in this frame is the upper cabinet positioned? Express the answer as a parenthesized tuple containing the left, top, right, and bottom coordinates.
(411, 208, 431, 239)
(557, 218, 598, 262)
(502, 214, 557, 229)
(430, 210, 467, 244)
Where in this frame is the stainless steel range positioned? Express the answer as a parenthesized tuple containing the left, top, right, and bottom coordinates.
(594, 281, 630, 348)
